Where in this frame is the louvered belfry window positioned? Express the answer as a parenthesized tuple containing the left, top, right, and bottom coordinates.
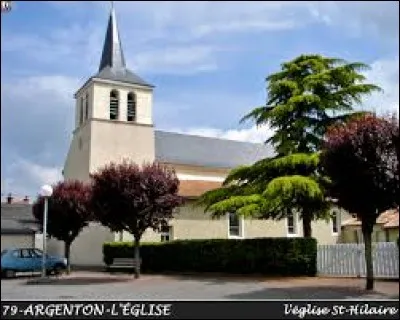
(127, 92, 136, 122)
(85, 93, 89, 120)
(110, 90, 119, 120)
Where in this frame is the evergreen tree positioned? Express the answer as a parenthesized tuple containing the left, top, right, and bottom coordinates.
(197, 54, 381, 237)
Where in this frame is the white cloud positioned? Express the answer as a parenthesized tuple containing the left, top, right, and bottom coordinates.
(362, 57, 399, 114)
(2, 75, 80, 106)
(2, 158, 62, 198)
(167, 125, 275, 143)
(308, 1, 399, 42)
(131, 45, 219, 75)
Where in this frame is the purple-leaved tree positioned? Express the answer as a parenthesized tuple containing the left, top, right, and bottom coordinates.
(90, 161, 183, 278)
(321, 113, 399, 290)
(32, 180, 92, 274)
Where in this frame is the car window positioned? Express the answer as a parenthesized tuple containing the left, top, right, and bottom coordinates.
(12, 250, 21, 258)
(20, 249, 32, 258)
(32, 249, 43, 257)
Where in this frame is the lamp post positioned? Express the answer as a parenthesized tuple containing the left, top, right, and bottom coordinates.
(39, 185, 53, 279)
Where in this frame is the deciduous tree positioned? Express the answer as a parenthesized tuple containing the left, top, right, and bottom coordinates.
(321, 113, 399, 290)
(32, 180, 92, 274)
(90, 161, 183, 278)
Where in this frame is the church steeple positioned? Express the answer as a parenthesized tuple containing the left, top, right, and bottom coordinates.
(92, 2, 153, 88)
(99, 2, 126, 72)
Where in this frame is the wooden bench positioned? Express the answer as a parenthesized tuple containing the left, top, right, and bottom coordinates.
(106, 258, 141, 271)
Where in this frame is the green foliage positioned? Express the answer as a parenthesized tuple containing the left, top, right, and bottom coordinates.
(103, 238, 317, 276)
(196, 54, 380, 238)
(241, 54, 381, 155)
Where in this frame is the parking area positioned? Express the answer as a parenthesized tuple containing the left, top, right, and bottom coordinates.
(1, 272, 399, 300)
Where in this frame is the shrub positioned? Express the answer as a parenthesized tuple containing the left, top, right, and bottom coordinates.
(103, 238, 317, 276)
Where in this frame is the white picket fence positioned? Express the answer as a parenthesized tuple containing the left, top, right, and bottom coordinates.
(317, 242, 399, 278)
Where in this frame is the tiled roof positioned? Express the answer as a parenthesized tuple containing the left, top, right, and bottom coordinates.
(342, 208, 399, 229)
(178, 180, 222, 198)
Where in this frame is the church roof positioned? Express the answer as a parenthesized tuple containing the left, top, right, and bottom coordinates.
(155, 130, 274, 169)
(93, 4, 152, 88)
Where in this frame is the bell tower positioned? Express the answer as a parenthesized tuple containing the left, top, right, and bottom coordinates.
(63, 3, 155, 181)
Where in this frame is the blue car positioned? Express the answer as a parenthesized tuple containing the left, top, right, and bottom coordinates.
(1, 248, 67, 278)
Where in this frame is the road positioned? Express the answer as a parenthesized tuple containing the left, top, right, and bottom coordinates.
(2, 272, 399, 300)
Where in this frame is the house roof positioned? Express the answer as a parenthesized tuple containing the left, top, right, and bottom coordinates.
(179, 180, 222, 198)
(342, 208, 399, 229)
(155, 130, 274, 169)
(1, 203, 38, 234)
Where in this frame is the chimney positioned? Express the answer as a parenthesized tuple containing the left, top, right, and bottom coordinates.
(23, 196, 29, 203)
(6, 193, 13, 204)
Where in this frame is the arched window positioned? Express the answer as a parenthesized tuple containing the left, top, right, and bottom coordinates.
(85, 93, 89, 120)
(110, 90, 119, 120)
(127, 92, 136, 122)
(79, 97, 84, 125)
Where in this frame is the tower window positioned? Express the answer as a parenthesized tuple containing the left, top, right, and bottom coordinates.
(85, 93, 89, 120)
(110, 90, 119, 120)
(79, 97, 84, 125)
(127, 92, 136, 122)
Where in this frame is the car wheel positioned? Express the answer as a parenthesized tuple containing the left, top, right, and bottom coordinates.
(3, 269, 16, 278)
(52, 264, 65, 276)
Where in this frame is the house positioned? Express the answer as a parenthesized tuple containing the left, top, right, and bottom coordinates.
(340, 208, 399, 243)
(1, 195, 38, 251)
(58, 5, 348, 267)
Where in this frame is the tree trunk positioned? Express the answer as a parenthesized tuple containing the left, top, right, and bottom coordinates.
(64, 241, 71, 274)
(302, 213, 312, 238)
(362, 220, 374, 290)
(134, 238, 141, 279)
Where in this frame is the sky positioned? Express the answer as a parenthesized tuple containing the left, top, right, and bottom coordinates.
(1, 1, 399, 199)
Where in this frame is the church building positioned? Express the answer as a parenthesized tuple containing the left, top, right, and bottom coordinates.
(61, 6, 344, 266)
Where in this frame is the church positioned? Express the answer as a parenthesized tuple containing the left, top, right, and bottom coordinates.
(60, 6, 344, 266)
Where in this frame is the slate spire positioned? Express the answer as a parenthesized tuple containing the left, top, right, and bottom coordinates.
(98, 2, 126, 72)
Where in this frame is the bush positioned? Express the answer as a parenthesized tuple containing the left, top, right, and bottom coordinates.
(103, 238, 317, 276)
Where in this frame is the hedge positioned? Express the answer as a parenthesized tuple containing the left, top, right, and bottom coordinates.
(103, 238, 317, 276)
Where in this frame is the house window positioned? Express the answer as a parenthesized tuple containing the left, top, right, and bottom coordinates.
(85, 93, 89, 120)
(332, 211, 339, 234)
(287, 211, 297, 236)
(110, 90, 119, 120)
(127, 92, 136, 122)
(160, 225, 172, 242)
(228, 212, 242, 238)
(79, 97, 84, 125)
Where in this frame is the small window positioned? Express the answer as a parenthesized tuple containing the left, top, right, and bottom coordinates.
(332, 211, 339, 234)
(85, 93, 89, 120)
(110, 90, 119, 120)
(287, 211, 297, 235)
(127, 92, 136, 122)
(79, 97, 84, 125)
(228, 212, 242, 238)
(160, 225, 172, 242)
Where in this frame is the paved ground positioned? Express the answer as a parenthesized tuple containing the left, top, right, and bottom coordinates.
(1, 272, 399, 300)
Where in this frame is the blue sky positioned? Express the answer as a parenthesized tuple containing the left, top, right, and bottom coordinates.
(1, 1, 399, 198)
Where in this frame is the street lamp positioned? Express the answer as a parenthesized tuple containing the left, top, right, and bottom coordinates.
(39, 184, 53, 278)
